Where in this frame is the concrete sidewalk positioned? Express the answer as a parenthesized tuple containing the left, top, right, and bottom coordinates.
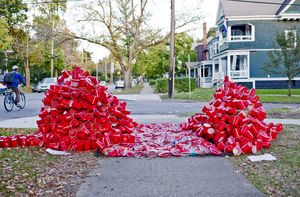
(115, 83, 161, 102)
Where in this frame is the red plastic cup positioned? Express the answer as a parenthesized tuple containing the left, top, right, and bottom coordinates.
(203, 123, 211, 134)
(232, 128, 242, 138)
(60, 141, 68, 151)
(49, 143, 59, 150)
(129, 135, 135, 143)
(218, 141, 226, 151)
(202, 104, 211, 113)
(232, 142, 242, 156)
(11, 138, 18, 147)
(207, 128, 215, 138)
(218, 122, 226, 131)
(95, 139, 105, 150)
(233, 116, 240, 126)
(84, 141, 91, 152)
(33, 138, 44, 147)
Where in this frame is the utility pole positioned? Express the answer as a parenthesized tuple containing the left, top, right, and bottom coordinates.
(51, 20, 54, 78)
(168, 0, 175, 98)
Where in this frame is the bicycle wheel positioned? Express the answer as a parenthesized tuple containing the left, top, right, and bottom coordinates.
(4, 94, 14, 112)
(19, 92, 26, 109)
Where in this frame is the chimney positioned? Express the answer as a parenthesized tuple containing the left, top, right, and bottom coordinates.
(203, 22, 207, 48)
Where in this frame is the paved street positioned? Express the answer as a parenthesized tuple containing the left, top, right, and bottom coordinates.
(1, 84, 299, 196)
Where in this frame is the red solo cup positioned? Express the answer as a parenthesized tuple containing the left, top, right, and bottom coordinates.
(62, 92, 71, 99)
(237, 100, 245, 110)
(71, 101, 81, 110)
(262, 140, 271, 148)
(103, 136, 112, 146)
(87, 104, 97, 112)
(226, 136, 236, 146)
(84, 141, 91, 152)
(220, 114, 229, 122)
(224, 145, 234, 154)
(93, 124, 100, 131)
(70, 137, 77, 144)
(203, 123, 211, 134)
(73, 112, 83, 119)
(256, 138, 263, 151)
(251, 145, 257, 154)
(81, 70, 90, 77)
(124, 126, 133, 134)
(49, 143, 59, 150)
(112, 134, 120, 144)
(60, 141, 68, 151)
(20, 136, 28, 147)
(3, 138, 11, 148)
(129, 135, 135, 143)
(61, 84, 70, 92)
(227, 100, 232, 108)
(257, 131, 269, 141)
(63, 124, 72, 131)
(90, 141, 97, 150)
(207, 128, 215, 139)
(232, 116, 240, 126)
(218, 122, 226, 131)
(240, 117, 249, 124)
(95, 139, 105, 150)
(213, 99, 222, 107)
(77, 142, 83, 152)
(241, 142, 252, 154)
(275, 123, 283, 132)
(122, 134, 129, 144)
(202, 103, 211, 113)
(71, 119, 79, 127)
(236, 111, 246, 119)
(85, 122, 92, 129)
(39, 110, 49, 118)
(241, 125, 254, 139)
(71, 91, 80, 98)
(64, 115, 73, 122)
(11, 138, 18, 148)
(218, 141, 226, 151)
(250, 109, 259, 117)
(214, 131, 224, 142)
(226, 107, 236, 115)
(213, 115, 220, 125)
(232, 128, 242, 138)
(248, 88, 256, 99)
(269, 129, 278, 140)
(225, 124, 233, 135)
(81, 127, 90, 135)
(249, 124, 258, 137)
(61, 70, 70, 78)
(209, 145, 223, 155)
(228, 115, 234, 124)
(79, 78, 86, 88)
(28, 138, 36, 146)
(33, 138, 44, 147)
(233, 142, 242, 156)
(80, 114, 87, 121)
(93, 110, 102, 117)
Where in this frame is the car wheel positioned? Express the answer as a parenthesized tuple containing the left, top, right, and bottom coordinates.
(38, 91, 41, 93)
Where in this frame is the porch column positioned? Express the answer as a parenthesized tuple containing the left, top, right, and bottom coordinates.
(203, 65, 205, 85)
(227, 54, 231, 81)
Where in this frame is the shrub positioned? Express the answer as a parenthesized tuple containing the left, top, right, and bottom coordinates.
(149, 79, 156, 85)
(155, 77, 196, 93)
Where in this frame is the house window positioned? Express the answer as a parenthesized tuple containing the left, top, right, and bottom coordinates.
(230, 54, 248, 78)
(215, 64, 219, 73)
(230, 24, 254, 41)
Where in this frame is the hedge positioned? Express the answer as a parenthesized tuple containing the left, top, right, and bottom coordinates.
(155, 77, 196, 93)
(149, 79, 156, 85)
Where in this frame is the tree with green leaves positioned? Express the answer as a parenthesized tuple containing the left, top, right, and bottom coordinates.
(0, 17, 13, 50)
(261, 26, 300, 96)
(74, 0, 201, 89)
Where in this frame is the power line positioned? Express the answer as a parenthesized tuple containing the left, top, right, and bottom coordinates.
(226, 0, 300, 6)
(0, 0, 83, 7)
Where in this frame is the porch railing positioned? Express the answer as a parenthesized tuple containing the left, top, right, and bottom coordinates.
(212, 71, 224, 88)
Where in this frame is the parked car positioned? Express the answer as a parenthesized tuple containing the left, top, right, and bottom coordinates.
(37, 78, 57, 93)
(32, 83, 38, 92)
(100, 81, 107, 86)
(115, 80, 125, 89)
(0, 83, 7, 95)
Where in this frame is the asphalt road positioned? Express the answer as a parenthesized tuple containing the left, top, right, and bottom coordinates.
(0, 90, 299, 121)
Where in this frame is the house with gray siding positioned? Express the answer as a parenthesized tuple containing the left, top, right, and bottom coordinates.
(196, 0, 300, 89)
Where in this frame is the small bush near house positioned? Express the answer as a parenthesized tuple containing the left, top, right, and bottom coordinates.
(149, 79, 156, 86)
(155, 77, 196, 93)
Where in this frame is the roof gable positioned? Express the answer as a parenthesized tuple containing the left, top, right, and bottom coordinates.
(220, 0, 285, 17)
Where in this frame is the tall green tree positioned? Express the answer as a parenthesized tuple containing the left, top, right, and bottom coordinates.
(0, 17, 13, 50)
(261, 26, 300, 96)
(74, 0, 201, 89)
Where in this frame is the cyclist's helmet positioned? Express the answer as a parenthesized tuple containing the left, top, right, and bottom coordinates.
(12, 65, 19, 70)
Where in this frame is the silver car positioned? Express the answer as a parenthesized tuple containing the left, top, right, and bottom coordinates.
(37, 78, 57, 93)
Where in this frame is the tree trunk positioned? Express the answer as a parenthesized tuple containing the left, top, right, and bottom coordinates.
(124, 68, 132, 89)
(24, 60, 30, 87)
(288, 79, 291, 96)
(55, 67, 58, 78)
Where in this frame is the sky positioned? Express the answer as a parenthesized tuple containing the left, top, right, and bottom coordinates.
(27, 0, 219, 63)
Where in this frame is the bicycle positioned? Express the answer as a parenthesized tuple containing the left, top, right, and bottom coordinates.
(4, 87, 26, 112)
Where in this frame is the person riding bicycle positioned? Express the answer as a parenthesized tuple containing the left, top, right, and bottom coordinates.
(7, 66, 26, 107)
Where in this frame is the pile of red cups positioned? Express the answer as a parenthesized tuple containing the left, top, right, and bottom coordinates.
(181, 76, 283, 155)
(0, 70, 282, 157)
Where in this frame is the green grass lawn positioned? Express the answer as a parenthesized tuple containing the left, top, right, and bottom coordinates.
(161, 88, 300, 103)
(112, 85, 144, 94)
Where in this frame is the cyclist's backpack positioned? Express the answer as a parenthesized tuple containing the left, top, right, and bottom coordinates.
(3, 71, 16, 84)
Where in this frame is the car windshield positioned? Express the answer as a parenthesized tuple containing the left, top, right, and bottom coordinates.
(41, 78, 54, 83)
